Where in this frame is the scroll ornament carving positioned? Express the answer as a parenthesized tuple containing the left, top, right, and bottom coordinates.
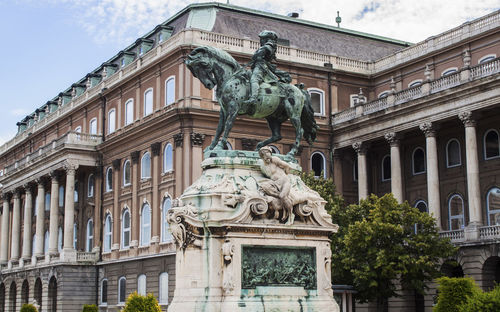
(190, 133, 205, 147)
(352, 141, 366, 154)
(419, 122, 435, 137)
(173, 133, 184, 147)
(458, 111, 475, 127)
(384, 132, 399, 146)
(221, 239, 235, 295)
(166, 200, 200, 250)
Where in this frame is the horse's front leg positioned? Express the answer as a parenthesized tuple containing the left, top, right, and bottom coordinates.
(256, 117, 282, 150)
(216, 102, 238, 149)
(205, 109, 225, 152)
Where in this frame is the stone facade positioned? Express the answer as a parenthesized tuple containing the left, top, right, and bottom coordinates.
(0, 2, 499, 312)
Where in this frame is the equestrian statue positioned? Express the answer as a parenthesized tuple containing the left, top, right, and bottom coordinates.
(185, 30, 318, 156)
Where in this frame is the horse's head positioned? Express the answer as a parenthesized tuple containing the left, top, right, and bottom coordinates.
(185, 47, 217, 90)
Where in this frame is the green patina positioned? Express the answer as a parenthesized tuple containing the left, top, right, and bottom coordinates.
(241, 246, 317, 290)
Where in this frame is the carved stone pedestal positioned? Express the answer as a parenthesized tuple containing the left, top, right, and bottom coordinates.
(167, 150, 339, 312)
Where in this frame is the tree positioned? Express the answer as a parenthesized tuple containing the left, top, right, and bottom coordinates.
(122, 292, 161, 312)
(340, 194, 456, 312)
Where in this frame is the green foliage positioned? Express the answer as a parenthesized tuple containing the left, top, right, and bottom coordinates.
(82, 304, 98, 312)
(340, 194, 456, 306)
(458, 284, 500, 312)
(434, 277, 479, 312)
(122, 292, 161, 312)
(20, 304, 38, 312)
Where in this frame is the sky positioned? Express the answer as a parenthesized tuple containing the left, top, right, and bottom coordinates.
(0, 0, 498, 145)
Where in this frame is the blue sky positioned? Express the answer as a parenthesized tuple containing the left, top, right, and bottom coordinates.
(0, 0, 498, 145)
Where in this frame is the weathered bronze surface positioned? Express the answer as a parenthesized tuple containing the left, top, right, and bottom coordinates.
(242, 246, 317, 289)
(185, 30, 318, 156)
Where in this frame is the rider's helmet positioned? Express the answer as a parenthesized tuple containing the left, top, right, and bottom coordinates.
(258, 30, 278, 42)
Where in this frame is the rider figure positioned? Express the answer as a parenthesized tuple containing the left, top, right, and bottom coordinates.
(244, 30, 291, 106)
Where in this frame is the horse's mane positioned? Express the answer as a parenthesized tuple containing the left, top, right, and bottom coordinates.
(203, 46, 241, 71)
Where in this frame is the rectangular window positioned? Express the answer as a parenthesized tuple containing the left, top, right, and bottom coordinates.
(125, 100, 134, 125)
(108, 110, 116, 133)
(144, 89, 153, 116)
(90, 119, 97, 135)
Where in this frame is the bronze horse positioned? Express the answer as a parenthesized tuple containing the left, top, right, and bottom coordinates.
(185, 46, 317, 156)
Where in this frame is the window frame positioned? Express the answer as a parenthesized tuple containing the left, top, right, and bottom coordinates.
(44, 230, 49, 255)
(57, 226, 63, 252)
(307, 88, 325, 116)
(349, 94, 367, 107)
(159, 272, 169, 305)
(123, 160, 131, 186)
(137, 274, 147, 296)
(103, 214, 112, 253)
(378, 90, 390, 99)
(163, 143, 173, 173)
(310, 151, 326, 178)
(441, 67, 458, 77)
(58, 185, 64, 207)
(86, 218, 94, 252)
(165, 76, 176, 106)
(486, 187, 500, 226)
(408, 79, 423, 88)
(118, 276, 126, 305)
(108, 108, 116, 134)
(140, 203, 151, 247)
(353, 157, 358, 182)
(412, 147, 426, 175)
(144, 88, 154, 117)
(484, 129, 500, 160)
(121, 208, 131, 250)
(446, 138, 462, 168)
(88, 174, 95, 197)
(381, 154, 391, 182)
(105, 167, 113, 192)
(141, 152, 151, 179)
(89, 118, 97, 135)
(479, 54, 496, 64)
(161, 197, 173, 243)
(125, 99, 134, 126)
(448, 194, 465, 230)
(101, 278, 108, 306)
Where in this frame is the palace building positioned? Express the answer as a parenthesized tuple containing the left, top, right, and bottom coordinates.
(0, 2, 499, 311)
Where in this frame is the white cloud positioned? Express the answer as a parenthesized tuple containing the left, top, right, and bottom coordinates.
(10, 108, 30, 117)
(29, 0, 500, 45)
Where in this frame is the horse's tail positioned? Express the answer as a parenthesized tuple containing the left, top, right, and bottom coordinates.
(296, 84, 319, 145)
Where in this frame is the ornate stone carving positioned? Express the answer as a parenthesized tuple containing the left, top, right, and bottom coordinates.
(221, 239, 235, 295)
(322, 243, 333, 290)
(463, 48, 471, 67)
(419, 122, 436, 137)
(190, 133, 205, 147)
(63, 163, 78, 175)
(352, 141, 367, 154)
(173, 133, 183, 148)
(241, 138, 257, 151)
(130, 151, 140, 164)
(166, 201, 200, 250)
(112, 158, 121, 170)
(384, 132, 400, 146)
(151, 142, 162, 156)
(458, 111, 476, 127)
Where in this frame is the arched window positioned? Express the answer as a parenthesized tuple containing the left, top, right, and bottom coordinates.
(479, 54, 496, 64)
(165, 76, 175, 106)
(106, 167, 113, 192)
(484, 129, 500, 159)
(448, 194, 465, 230)
(45, 193, 50, 211)
(159, 272, 169, 304)
(382, 155, 391, 181)
(269, 145, 280, 154)
(162, 197, 172, 243)
(441, 67, 458, 77)
(163, 143, 173, 173)
(123, 160, 131, 186)
(101, 279, 108, 305)
(118, 277, 126, 304)
(415, 200, 427, 213)
(486, 187, 500, 225)
(446, 139, 461, 167)
(122, 209, 131, 249)
(104, 214, 112, 253)
(57, 227, 63, 252)
(311, 151, 326, 178)
(58, 185, 64, 207)
(74, 181, 79, 203)
(353, 158, 358, 182)
(88, 174, 95, 197)
(307, 88, 325, 116)
(89, 118, 97, 135)
(144, 88, 153, 116)
(141, 204, 151, 246)
(125, 99, 134, 126)
(73, 223, 77, 250)
(378, 91, 390, 98)
(408, 79, 423, 88)
(74, 126, 82, 133)
(141, 152, 151, 179)
(86, 219, 94, 252)
(412, 147, 426, 175)
(108, 109, 116, 134)
(137, 274, 147, 296)
(44, 230, 49, 255)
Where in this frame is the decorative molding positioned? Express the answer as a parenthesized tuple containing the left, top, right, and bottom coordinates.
(419, 122, 437, 137)
(131, 151, 140, 164)
(384, 132, 400, 146)
(173, 133, 184, 148)
(151, 142, 161, 156)
(190, 133, 205, 147)
(458, 111, 476, 127)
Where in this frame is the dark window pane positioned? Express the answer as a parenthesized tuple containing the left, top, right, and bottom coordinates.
(486, 131, 500, 158)
(119, 278, 126, 303)
(102, 280, 108, 303)
(382, 156, 391, 180)
(413, 148, 425, 174)
(310, 93, 321, 114)
(312, 153, 324, 177)
(447, 140, 461, 166)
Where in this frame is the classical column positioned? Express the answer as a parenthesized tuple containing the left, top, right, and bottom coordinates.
(353, 142, 368, 202)
(34, 180, 46, 256)
(385, 132, 403, 203)
(174, 133, 184, 197)
(130, 151, 140, 249)
(10, 190, 22, 261)
(48, 171, 60, 255)
(191, 133, 205, 182)
(459, 112, 482, 231)
(0, 193, 11, 264)
(419, 122, 442, 229)
(151, 143, 161, 244)
(22, 185, 33, 260)
(63, 165, 77, 258)
(332, 149, 343, 195)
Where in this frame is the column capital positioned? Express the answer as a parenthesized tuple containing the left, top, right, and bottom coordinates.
(173, 133, 184, 148)
(131, 151, 140, 164)
(352, 141, 368, 154)
(384, 132, 400, 146)
(63, 163, 78, 175)
(112, 158, 121, 170)
(190, 133, 206, 147)
(1, 192, 12, 201)
(151, 142, 162, 156)
(13, 190, 21, 199)
(35, 177, 48, 188)
(458, 111, 476, 127)
(23, 182, 35, 194)
(419, 122, 437, 137)
(49, 170, 62, 182)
